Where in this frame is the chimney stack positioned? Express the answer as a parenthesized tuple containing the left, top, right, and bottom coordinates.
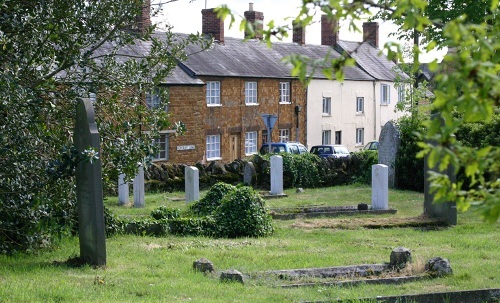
(292, 21, 305, 45)
(130, 0, 151, 34)
(244, 3, 264, 39)
(202, 8, 224, 44)
(362, 22, 379, 48)
(321, 15, 339, 47)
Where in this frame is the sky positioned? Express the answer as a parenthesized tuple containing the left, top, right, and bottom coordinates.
(152, 0, 446, 63)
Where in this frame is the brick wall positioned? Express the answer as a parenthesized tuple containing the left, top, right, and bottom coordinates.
(164, 78, 307, 164)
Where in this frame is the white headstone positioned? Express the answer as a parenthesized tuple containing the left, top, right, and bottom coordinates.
(185, 166, 200, 203)
(133, 166, 145, 208)
(372, 164, 389, 210)
(118, 173, 129, 205)
(270, 155, 284, 195)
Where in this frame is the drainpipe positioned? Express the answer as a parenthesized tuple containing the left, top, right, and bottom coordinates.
(373, 81, 377, 140)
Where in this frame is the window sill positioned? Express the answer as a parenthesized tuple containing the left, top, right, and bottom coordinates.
(380, 103, 390, 106)
(279, 102, 291, 105)
(245, 103, 259, 106)
(356, 112, 365, 116)
(245, 152, 257, 156)
(207, 104, 222, 107)
(322, 114, 332, 117)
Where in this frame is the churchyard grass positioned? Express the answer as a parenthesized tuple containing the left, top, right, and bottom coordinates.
(0, 184, 498, 303)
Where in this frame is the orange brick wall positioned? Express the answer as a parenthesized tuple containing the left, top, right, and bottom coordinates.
(164, 77, 307, 164)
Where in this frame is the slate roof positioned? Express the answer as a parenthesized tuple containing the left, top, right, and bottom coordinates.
(178, 35, 375, 82)
(337, 40, 406, 82)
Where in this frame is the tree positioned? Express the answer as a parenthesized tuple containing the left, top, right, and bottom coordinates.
(0, 0, 206, 253)
(217, 0, 499, 222)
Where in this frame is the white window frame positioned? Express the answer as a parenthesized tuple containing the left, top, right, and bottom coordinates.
(397, 85, 405, 103)
(245, 81, 258, 105)
(322, 97, 331, 115)
(279, 129, 290, 142)
(279, 82, 290, 104)
(206, 134, 221, 160)
(356, 128, 364, 145)
(152, 133, 169, 161)
(322, 130, 331, 145)
(206, 81, 221, 106)
(356, 97, 364, 114)
(245, 131, 258, 155)
(381, 84, 390, 105)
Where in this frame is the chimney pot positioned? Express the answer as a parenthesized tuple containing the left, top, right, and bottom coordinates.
(249, 2, 253, 11)
(244, 4, 264, 39)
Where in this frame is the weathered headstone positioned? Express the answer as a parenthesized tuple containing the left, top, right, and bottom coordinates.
(74, 98, 106, 266)
(425, 257, 453, 276)
(243, 161, 256, 186)
(378, 121, 400, 188)
(390, 247, 412, 269)
(185, 166, 200, 203)
(372, 164, 389, 210)
(118, 173, 129, 206)
(133, 166, 145, 208)
(424, 150, 457, 225)
(193, 258, 215, 273)
(220, 269, 244, 284)
(270, 155, 283, 195)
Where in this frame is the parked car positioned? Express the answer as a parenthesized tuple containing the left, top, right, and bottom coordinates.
(363, 141, 379, 151)
(310, 145, 350, 158)
(259, 142, 308, 155)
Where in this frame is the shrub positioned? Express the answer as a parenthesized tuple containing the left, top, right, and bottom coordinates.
(395, 116, 425, 192)
(212, 186, 274, 238)
(150, 206, 181, 220)
(349, 150, 379, 184)
(189, 182, 236, 216)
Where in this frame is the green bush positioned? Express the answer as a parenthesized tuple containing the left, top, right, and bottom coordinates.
(189, 182, 236, 216)
(212, 186, 274, 238)
(150, 206, 181, 220)
(168, 217, 216, 236)
(395, 116, 425, 192)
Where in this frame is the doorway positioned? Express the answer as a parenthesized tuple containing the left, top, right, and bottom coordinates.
(229, 134, 240, 161)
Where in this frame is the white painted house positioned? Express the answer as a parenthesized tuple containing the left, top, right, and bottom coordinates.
(305, 18, 408, 152)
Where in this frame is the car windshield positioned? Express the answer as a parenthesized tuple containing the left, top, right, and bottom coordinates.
(334, 146, 349, 154)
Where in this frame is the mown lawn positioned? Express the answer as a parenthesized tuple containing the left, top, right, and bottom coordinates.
(0, 184, 498, 303)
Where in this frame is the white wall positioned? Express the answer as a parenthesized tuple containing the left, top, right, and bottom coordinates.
(306, 79, 407, 152)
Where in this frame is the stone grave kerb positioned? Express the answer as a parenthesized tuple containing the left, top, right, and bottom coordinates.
(74, 98, 107, 266)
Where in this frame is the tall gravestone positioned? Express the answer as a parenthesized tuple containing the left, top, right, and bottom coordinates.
(133, 166, 145, 208)
(74, 98, 106, 266)
(270, 155, 284, 195)
(424, 145, 457, 225)
(185, 166, 200, 203)
(372, 164, 389, 210)
(118, 173, 129, 206)
(243, 162, 256, 186)
(378, 121, 401, 188)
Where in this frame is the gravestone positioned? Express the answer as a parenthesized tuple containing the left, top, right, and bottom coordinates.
(133, 166, 145, 208)
(270, 155, 283, 195)
(243, 162, 256, 186)
(424, 149, 457, 225)
(185, 166, 200, 203)
(378, 121, 400, 188)
(372, 164, 389, 210)
(74, 98, 106, 266)
(118, 173, 129, 206)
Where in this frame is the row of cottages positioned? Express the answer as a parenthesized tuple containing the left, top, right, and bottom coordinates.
(149, 5, 407, 165)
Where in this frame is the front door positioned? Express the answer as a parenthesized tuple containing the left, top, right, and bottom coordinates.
(229, 134, 240, 162)
(335, 131, 342, 144)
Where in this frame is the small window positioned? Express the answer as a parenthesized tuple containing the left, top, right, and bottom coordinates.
(356, 97, 364, 113)
(322, 130, 331, 145)
(322, 97, 331, 115)
(206, 81, 221, 105)
(279, 82, 290, 103)
(279, 129, 290, 142)
(152, 133, 169, 161)
(381, 84, 390, 105)
(245, 81, 258, 105)
(245, 131, 258, 155)
(356, 128, 364, 145)
(206, 134, 220, 159)
(146, 87, 168, 110)
(398, 85, 405, 103)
